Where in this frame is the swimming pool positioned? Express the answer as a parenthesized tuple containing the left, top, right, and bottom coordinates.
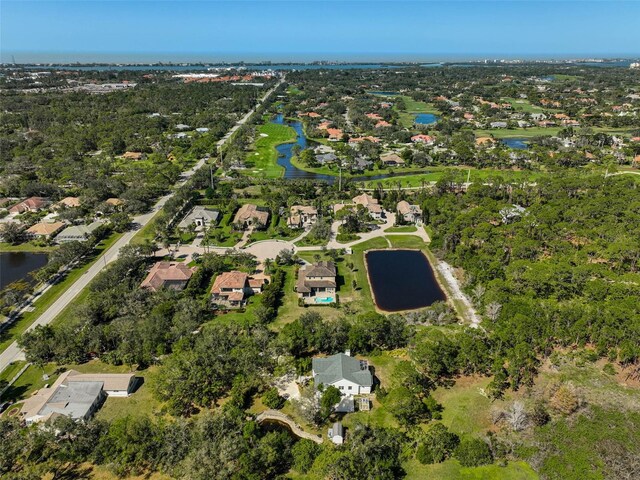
(315, 297, 335, 304)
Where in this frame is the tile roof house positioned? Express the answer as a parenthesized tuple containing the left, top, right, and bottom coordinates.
(326, 128, 344, 141)
(56, 221, 103, 243)
(348, 136, 381, 146)
(475, 136, 496, 147)
(178, 206, 220, 230)
(54, 197, 81, 209)
(353, 193, 384, 219)
(380, 153, 405, 167)
(296, 261, 337, 304)
(210, 270, 265, 308)
(9, 197, 49, 215)
(411, 134, 435, 144)
(287, 205, 318, 229)
(26, 221, 66, 239)
(396, 201, 423, 225)
(140, 261, 195, 292)
(20, 370, 136, 425)
(312, 352, 373, 395)
(121, 151, 144, 160)
(233, 204, 270, 229)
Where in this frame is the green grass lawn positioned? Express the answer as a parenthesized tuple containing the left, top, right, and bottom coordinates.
(95, 367, 162, 422)
(396, 95, 440, 128)
(357, 168, 542, 189)
(242, 122, 297, 178)
(0, 360, 26, 385)
(2, 362, 61, 403)
(473, 125, 633, 139)
(501, 97, 549, 114)
(0, 243, 57, 253)
(385, 225, 418, 233)
(0, 232, 123, 355)
(403, 458, 539, 480)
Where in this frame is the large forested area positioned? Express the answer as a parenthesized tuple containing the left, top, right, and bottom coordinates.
(1, 66, 639, 480)
(0, 72, 263, 208)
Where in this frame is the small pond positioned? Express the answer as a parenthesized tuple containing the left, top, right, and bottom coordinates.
(501, 138, 529, 150)
(414, 113, 439, 125)
(0, 252, 49, 289)
(367, 91, 399, 96)
(365, 249, 445, 312)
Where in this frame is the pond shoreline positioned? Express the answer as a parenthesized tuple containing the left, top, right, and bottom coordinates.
(364, 248, 445, 313)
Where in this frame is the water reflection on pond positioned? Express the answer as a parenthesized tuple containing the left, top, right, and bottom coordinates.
(365, 249, 445, 312)
(0, 252, 48, 289)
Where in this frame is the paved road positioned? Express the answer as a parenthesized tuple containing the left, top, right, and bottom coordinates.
(0, 79, 283, 372)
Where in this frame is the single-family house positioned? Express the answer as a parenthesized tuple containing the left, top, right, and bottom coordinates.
(490, 121, 508, 128)
(104, 198, 124, 210)
(326, 128, 343, 141)
(411, 134, 435, 145)
(56, 221, 103, 243)
(396, 201, 422, 225)
(287, 205, 318, 229)
(19, 370, 136, 425)
(9, 197, 49, 215)
(312, 352, 373, 395)
(54, 197, 81, 209)
(348, 136, 381, 146)
(353, 156, 373, 171)
(475, 137, 496, 147)
(353, 193, 384, 220)
(178, 206, 219, 230)
(140, 261, 195, 292)
(380, 153, 405, 167)
(315, 153, 338, 165)
(499, 204, 527, 224)
(210, 270, 265, 308)
(233, 204, 270, 229)
(296, 261, 337, 303)
(25, 221, 65, 239)
(121, 151, 144, 161)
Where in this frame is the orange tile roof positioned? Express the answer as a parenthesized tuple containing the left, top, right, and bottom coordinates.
(26, 221, 65, 236)
(140, 262, 194, 291)
(211, 271, 249, 293)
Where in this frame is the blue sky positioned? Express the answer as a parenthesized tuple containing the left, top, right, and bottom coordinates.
(2, 1, 639, 62)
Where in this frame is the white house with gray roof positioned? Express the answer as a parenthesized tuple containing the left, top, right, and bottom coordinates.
(312, 352, 373, 395)
(55, 221, 103, 243)
(178, 206, 220, 230)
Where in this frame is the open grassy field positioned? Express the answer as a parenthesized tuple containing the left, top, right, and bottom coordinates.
(396, 95, 441, 128)
(403, 458, 539, 480)
(357, 167, 542, 189)
(96, 367, 162, 422)
(0, 232, 123, 355)
(0, 243, 57, 253)
(385, 225, 417, 233)
(501, 97, 548, 113)
(473, 125, 634, 139)
(243, 122, 297, 178)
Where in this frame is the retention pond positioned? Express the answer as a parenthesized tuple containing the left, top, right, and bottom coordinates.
(365, 249, 445, 312)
